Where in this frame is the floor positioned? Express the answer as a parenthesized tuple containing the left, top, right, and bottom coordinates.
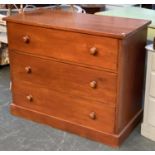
(0, 66, 155, 151)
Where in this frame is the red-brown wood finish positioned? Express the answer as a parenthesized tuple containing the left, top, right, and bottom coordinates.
(12, 81, 116, 133)
(4, 8, 150, 39)
(10, 51, 117, 106)
(7, 23, 118, 72)
(115, 28, 148, 133)
(4, 9, 150, 147)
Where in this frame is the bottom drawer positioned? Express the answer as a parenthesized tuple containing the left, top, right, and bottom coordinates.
(12, 81, 116, 133)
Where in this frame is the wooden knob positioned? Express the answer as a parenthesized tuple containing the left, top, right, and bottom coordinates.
(26, 95, 33, 102)
(25, 66, 31, 73)
(90, 47, 97, 55)
(90, 81, 97, 88)
(89, 112, 96, 120)
(23, 35, 30, 43)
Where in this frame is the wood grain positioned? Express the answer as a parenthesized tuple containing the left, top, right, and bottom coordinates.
(10, 51, 117, 106)
(4, 8, 151, 39)
(6, 9, 150, 146)
(12, 81, 116, 133)
(7, 23, 118, 71)
(115, 28, 147, 133)
(10, 103, 143, 147)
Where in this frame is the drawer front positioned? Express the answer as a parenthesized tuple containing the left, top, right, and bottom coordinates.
(12, 81, 116, 133)
(10, 51, 117, 106)
(8, 23, 118, 71)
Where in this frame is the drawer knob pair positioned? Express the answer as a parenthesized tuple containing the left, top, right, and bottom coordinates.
(89, 112, 96, 120)
(90, 47, 98, 56)
(23, 35, 30, 44)
(25, 66, 31, 73)
(90, 81, 97, 89)
(26, 95, 33, 102)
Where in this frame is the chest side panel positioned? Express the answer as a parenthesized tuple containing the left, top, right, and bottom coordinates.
(116, 28, 147, 134)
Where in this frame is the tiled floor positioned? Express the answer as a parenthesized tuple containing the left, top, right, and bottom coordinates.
(0, 66, 155, 151)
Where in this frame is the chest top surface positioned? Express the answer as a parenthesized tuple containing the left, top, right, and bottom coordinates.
(4, 8, 150, 39)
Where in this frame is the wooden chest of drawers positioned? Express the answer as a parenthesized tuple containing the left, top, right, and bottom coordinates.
(4, 9, 150, 147)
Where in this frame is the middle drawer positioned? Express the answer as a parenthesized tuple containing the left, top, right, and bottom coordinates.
(10, 51, 117, 106)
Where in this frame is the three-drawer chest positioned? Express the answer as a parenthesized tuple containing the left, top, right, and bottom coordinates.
(4, 9, 150, 146)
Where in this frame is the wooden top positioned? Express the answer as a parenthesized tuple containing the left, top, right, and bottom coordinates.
(4, 8, 151, 39)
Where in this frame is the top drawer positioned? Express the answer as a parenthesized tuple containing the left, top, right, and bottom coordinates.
(7, 23, 118, 71)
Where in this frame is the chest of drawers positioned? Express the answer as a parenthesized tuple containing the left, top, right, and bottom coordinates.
(4, 9, 150, 147)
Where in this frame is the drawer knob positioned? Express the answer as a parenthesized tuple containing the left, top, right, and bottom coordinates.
(90, 47, 98, 55)
(23, 35, 30, 43)
(90, 81, 97, 88)
(26, 95, 33, 102)
(25, 66, 31, 73)
(89, 112, 96, 120)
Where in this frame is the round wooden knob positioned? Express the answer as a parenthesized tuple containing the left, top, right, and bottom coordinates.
(90, 47, 98, 55)
(25, 66, 31, 73)
(26, 95, 33, 102)
(90, 81, 97, 89)
(23, 35, 30, 43)
(89, 112, 96, 120)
